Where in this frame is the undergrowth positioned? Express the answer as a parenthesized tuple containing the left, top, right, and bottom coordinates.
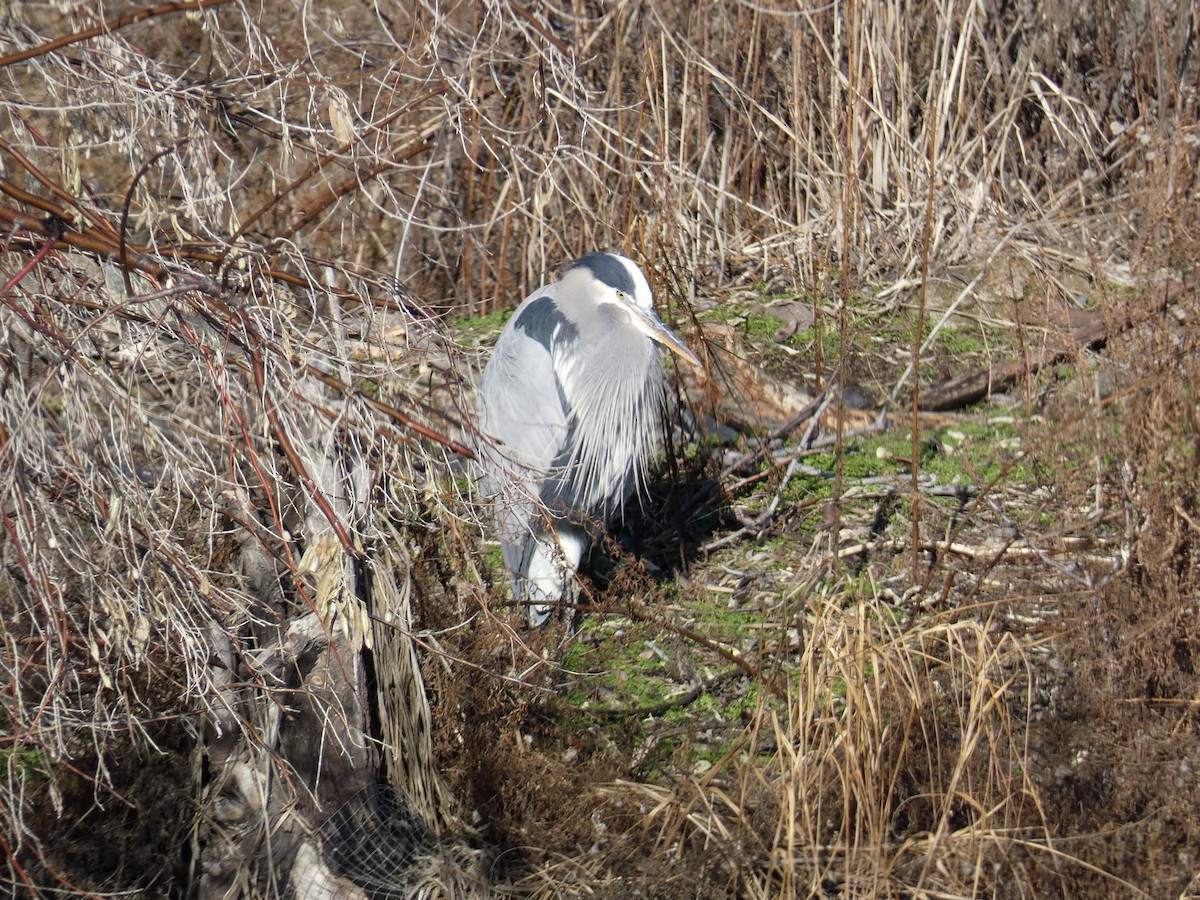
(0, 0, 1196, 897)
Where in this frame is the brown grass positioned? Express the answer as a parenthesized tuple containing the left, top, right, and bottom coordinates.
(0, 0, 1196, 896)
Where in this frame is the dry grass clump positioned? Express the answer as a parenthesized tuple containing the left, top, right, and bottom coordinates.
(0, 251, 466, 892)
(600, 590, 1047, 898)
(0, 0, 1196, 895)
(1023, 263, 1200, 896)
(2, 0, 1170, 306)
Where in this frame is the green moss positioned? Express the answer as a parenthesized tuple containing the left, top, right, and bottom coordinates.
(699, 304, 740, 323)
(780, 471, 829, 503)
(482, 544, 504, 570)
(781, 321, 842, 355)
(0, 745, 51, 782)
(561, 623, 669, 707)
(932, 325, 984, 355)
(826, 675, 849, 702)
(453, 308, 515, 341)
(718, 679, 760, 720)
(700, 298, 840, 355)
(742, 309, 787, 342)
(892, 418, 1031, 486)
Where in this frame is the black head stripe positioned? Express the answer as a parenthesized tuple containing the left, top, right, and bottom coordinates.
(570, 253, 637, 296)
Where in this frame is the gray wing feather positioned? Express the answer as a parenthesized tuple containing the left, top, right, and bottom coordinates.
(476, 286, 571, 487)
(475, 286, 575, 587)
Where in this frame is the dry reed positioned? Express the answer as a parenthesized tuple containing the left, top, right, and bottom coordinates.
(0, 0, 1194, 895)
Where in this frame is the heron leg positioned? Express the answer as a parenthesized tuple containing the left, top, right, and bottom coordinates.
(563, 571, 581, 635)
(522, 542, 561, 627)
(554, 525, 588, 631)
(521, 525, 588, 627)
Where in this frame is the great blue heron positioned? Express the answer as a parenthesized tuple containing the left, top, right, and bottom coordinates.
(475, 252, 701, 626)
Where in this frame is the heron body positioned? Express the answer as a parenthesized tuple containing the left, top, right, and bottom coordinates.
(475, 253, 699, 626)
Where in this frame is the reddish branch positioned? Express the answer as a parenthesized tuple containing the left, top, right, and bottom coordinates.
(0, 190, 473, 471)
(220, 88, 445, 260)
(0, 0, 234, 69)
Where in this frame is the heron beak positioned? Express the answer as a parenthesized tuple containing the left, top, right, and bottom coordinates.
(634, 307, 703, 368)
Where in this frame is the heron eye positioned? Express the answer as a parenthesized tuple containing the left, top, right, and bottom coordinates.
(615, 290, 629, 302)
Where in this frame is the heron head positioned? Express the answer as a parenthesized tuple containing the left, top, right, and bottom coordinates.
(567, 253, 702, 368)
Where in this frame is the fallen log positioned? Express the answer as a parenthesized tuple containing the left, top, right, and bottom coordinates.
(917, 282, 1182, 411)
